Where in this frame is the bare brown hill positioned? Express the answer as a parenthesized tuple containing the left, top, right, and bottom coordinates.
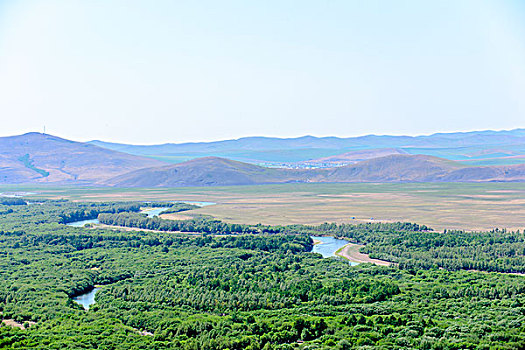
(322, 155, 464, 182)
(0, 133, 166, 184)
(104, 157, 308, 187)
(105, 154, 525, 187)
(440, 164, 525, 182)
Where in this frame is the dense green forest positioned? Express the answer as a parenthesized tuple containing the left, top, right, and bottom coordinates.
(98, 212, 282, 235)
(0, 200, 524, 349)
(298, 223, 525, 273)
(99, 212, 525, 273)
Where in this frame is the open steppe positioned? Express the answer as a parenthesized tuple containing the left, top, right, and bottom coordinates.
(7, 182, 524, 231)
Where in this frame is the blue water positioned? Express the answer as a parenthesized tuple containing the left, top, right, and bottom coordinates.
(66, 207, 166, 226)
(182, 201, 216, 207)
(143, 201, 216, 207)
(311, 236, 359, 266)
(66, 218, 99, 227)
(311, 236, 350, 258)
(65, 204, 207, 227)
(72, 288, 100, 310)
(141, 207, 169, 217)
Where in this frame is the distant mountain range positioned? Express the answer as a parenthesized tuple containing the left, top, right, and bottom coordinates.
(89, 128, 525, 167)
(0, 130, 523, 186)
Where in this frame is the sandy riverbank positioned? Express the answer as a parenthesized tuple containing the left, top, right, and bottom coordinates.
(1, 318, 36, 330)
(335, 243, 392, 266)
(159, 213, 194, 221)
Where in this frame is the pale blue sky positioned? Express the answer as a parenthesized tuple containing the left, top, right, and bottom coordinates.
(0, 0, 524, 143)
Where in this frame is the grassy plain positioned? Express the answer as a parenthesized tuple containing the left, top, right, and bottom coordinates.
(2, 182, 524, 231)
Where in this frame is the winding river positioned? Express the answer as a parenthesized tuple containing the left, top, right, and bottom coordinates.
(67, 218, 100, 227)
(311, 236, 359, 265)
(66, 202, 213, 227)
(66, 207, 168, 227)
(140, 207, 169, 217)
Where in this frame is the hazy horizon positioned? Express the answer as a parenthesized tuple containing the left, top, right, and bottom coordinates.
(1, 126, 522, 146)
(1, 0, 524, 144)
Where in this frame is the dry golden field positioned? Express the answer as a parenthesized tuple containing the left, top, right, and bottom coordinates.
(6, 182, 524, 232)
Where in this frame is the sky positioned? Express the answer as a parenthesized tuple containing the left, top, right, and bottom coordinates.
(0, 0, 524, 144)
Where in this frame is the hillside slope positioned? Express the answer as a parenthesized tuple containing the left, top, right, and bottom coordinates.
(323, 155, 463, 182)
(104, 157, 308, 187)
(105, 154, 525, 187)
(0, 133, 166, 184)
(440, 164, 525, 182)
